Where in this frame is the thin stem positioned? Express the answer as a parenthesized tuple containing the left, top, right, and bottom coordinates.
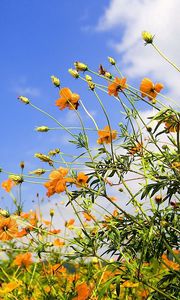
(152, 43, 180, 72)
(30, 103, 77, 140)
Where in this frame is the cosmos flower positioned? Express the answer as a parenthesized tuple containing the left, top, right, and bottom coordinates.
(97, 126, 117, 144)
(55, 87, 80, 110)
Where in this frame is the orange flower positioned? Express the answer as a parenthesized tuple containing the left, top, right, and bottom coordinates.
(97, 125, 117, 144)
(82, 212, 95, 221)
(44, 167, 73, 197)
(72, 282, 90, 300)
(0, 281, 22, 294)
(75, 172, 89, 188)
(16, 228, 29, 238)
(162, 254, 179, 270)
(14, 252, 32, 268)
(65, 218, 75, 228)
(0, 217, 18, 241)
(49, 229, 61, 235)
(55, 87, 80, 110)
(140, 78, 164, 102)
(1, 179, 14, 192)
(43, 219, 51, 226)
(20, 212, 29, 219)
(164, 113, 180, 132)
(129, 142, 143, 155)
(51, 264, 67, 276)
(53, 238, 65, 247)
(165, 121, 180, 132)
(109, 196, 117, 202)
(108, 77, 127, 96)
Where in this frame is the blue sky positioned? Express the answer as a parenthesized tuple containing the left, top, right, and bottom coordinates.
(0, 0, 122, 211)
(0, 0, 179, 214)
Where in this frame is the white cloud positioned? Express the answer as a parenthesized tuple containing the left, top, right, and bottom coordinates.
(97, 0, 180, 103)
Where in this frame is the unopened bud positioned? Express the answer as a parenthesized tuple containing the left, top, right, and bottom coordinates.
(105, 72, 112, 79)
(74, 62, 88, 72)
(51, 75, 60, 87)
(146, 126, 152, 132)
(0, 208, 10, 217)
(88, 81, 95, 91)
(20, 161, 25, 169)
(9, 175, 23, 184)
(92, 257, 98, 264)
(34, 153, 53, 164)
(85, 75, 92, 81)
(18, 96, 30, 104)
(29, 168, 46, 175)
(155, 195, 162, 204)
(46, 242, 53, 247)
(68, 68, 79, 78)
(108, 56, 116, 65)
(36, 126, 49, 132)
(48, 148, 60, 156)
(142, 31, 154, 44)
(50, 209, 54, 217)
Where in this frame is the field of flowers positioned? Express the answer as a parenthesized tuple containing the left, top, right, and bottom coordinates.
(0, 32, 179, 299)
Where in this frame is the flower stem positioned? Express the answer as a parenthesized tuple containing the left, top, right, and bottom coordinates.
(152, 43, 180, 72)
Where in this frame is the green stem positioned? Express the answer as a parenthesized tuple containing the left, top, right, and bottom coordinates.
(30, 103, 77, 140)
(152, 43, 180, 72)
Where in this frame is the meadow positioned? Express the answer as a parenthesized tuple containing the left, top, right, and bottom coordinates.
(0, 31, 179, 299)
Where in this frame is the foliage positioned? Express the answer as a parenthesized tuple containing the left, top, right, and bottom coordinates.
(0, 31, 180, 299)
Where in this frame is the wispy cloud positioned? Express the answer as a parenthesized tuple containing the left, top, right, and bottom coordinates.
(14, 85, 41, 98)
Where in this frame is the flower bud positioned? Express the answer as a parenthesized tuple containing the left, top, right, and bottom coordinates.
(88, 81, 95, 91)
(85, 75, 92, 81)
(105, 72, 112, 79)
(146, 126, 152, 132)
(0, 208, 10, 217)
(34, 153, 53, 164)
(108, 56, 116, 65)
(9, 175, 23, 184)
(29, 168, 46, 175)
(35, 126, 49, 132)
(18, 96, 30, 104)
(74, 62, 88, 72)
(155, 195, 162, 204)
(48, 148, 60, 156)
(51, 75, 60, 87)
(20, 161, 25, 170)
(92, 257, 98, 264)
(50, 209, 54, 217)
(46, 242, 53, 247)
(68, 68, 79, 78)
(142, 31, 154, 44)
